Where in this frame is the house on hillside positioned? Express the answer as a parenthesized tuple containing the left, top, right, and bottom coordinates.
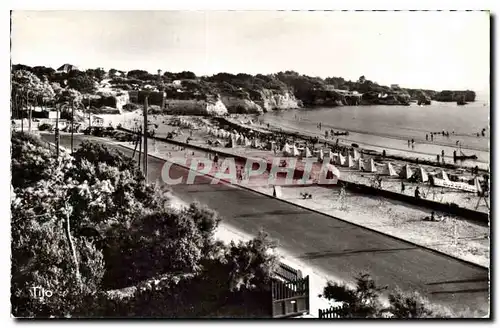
(390, 84, 400, 90)
(172, 80, 182, 88)
(91, 116, 104, 127)
(56, 64, 79, 74)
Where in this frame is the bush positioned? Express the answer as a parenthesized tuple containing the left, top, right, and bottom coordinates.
(38, 123, 53, 131)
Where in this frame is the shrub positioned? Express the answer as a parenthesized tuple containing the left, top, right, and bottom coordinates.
(38, 123, 53, 131)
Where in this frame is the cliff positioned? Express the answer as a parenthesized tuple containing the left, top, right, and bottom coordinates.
(165, 99, 228, 116)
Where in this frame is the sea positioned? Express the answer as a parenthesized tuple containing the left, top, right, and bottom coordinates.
(260, 94, 490, 170)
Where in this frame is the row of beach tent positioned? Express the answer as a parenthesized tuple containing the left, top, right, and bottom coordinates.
(280, 142, 455, 183)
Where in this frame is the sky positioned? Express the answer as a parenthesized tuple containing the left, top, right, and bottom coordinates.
(10, 10, 490, 92)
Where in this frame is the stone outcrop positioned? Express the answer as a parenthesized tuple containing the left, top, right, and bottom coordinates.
(220, 96, 264, 114)
(433, 90, 476, 102)
(165, 99, 228, 116)
(256, 90, 300, 111)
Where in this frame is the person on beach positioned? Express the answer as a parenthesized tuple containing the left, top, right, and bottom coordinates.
(411, 138, 415, 145)
(441, 150, 445, 159)
(401, 181, 405, 193)
(408, 140, 410, 147)
(416, 158, 419, 164)
(431, 134, 434, 141)
(426, 134, 428, 141)
(415, 186, 421, 199)
(437, 154, 440, 163)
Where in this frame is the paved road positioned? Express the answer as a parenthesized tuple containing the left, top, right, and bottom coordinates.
(44, 134, 489, 315)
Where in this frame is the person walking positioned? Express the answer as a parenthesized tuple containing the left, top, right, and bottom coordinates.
(415, 186, 421, 199)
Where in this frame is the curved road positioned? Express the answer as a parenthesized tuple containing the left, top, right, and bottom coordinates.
(45, 134, 489, 315)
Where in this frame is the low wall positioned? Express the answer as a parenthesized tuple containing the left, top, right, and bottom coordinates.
(117, 127, 489, 223)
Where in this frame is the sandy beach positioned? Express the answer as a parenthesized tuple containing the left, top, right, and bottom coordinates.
(108, 113, 489, 268)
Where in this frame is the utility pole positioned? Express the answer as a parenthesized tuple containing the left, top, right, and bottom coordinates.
(71, 104, 75, 153)
(88, 97, 91, 129)
(28, 92, 32, 132)
(143, 96, 149, 180)
(55, 104, 60, 159)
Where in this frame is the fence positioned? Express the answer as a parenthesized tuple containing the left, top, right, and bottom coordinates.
(318, 304, 350, 318)
(271, 276, 309, 318)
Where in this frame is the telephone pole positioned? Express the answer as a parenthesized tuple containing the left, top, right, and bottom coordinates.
(143, 96, 149, 180)
(70, 104, 75, 153)
(55, 104, 60, 158)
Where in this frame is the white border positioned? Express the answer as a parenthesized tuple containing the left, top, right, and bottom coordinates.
(2, 1, 497, 326)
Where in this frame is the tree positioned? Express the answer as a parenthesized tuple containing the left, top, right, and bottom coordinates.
(67, 74, 97, 93)
(388, 289, 449, 318)
(85, 68, 106, 82)
(320, 273, 387, 318)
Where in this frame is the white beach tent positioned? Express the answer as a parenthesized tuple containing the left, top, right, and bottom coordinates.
(437, 170, 450, 181)
(323, 164, 341, 181)
(244, 136, 251, 146)
(355, 158, 364, 171)
(303, 147, 312, 158)
(292, 145, 300, 157)
(399, 164, 413, 179)
(364, 159, 377, 173)
(412, 167, 429, 183)
(318, 149, 324, 162)
(346, 155, 355, 168)
(251, 138, 260, 148)
(381, 162, 398, 176)
(353, 149, 361, 160)
(282, 143, 291, 156)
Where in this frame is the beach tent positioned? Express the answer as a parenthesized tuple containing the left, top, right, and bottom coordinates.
(338, 154, 346, 166)
(437, 170, 450, 181)
(251, 138, 260, 148)
(355, 158, 364, 171)
(318, 149, 324, 162)
(412, 167, 429, 183)
(474, 177, 483, 194)
(346, 155, 355, 168)
(226, 136, 236, 148)
(399, 164, 413, 179)
(381, 163, 398, 176)
(323, 164, 341, 181)
(365, 159, 377, 173)
(353, 149, 361, 160)
(244, 136, 251, 146)
(303, 147, 312, 158)
(282, 143, 291, 156)
(292, 145, 300, 157)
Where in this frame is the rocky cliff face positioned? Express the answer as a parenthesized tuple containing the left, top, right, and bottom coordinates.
(257, 89, 300, 111)
(165, 99, 228, 116)
(220, 89, 300, 114)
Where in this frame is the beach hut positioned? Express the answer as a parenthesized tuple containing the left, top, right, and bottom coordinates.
(292, 145, 300, 157)
(412, 167, 429, 183)
(399, 164, 413, 179)
(282, 143, 291, 156)
(365, 159, 377, 173)
(303, 147, 312, 158)
(381, 163, 398, 176)
(346, 155, 355, 168)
